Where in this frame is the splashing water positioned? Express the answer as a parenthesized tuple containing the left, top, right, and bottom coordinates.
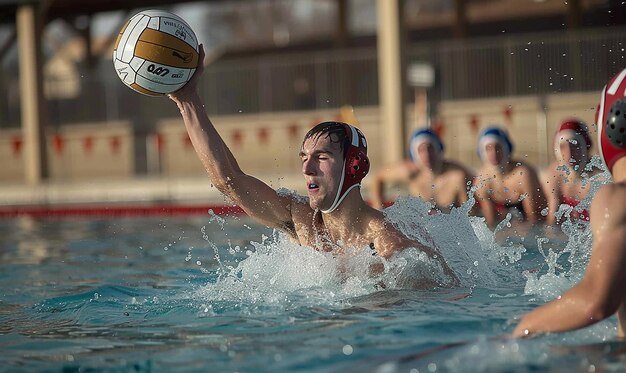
(195, 194, 534, 312)
(194, 155, 612, 328)
(523, 155, 611, 300)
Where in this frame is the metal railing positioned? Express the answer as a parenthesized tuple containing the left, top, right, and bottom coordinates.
(1, 26, 625, 129)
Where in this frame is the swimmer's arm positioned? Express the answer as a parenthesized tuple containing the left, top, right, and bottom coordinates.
(544, 169, 561, 225)
(520, 166, 547, 224)
(169, 46, 293, 230)
(456, 170, 474, 205)
(474, 177, 496, 227)
(370, 161, 414, 209)
(513, 187, 626, 337)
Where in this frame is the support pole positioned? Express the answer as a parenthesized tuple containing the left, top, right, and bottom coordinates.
(377, 0, 407, 164)
(17, 4, 48, 185)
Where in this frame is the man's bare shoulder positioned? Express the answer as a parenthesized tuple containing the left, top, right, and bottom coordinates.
(281, 191, 313, 215)
(442, 161, 473, 182)
(366, 213, 430, 258)
(509, 160, 537, 174)
(591, 183, 626, 226)
(476, 166, 493, 180)
(274, 189, 314, 235)
(444, 160, 474, 174)
(544, 161, 561, 178)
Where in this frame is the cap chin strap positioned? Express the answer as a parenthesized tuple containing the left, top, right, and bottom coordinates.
(598, 85, 609, 171)
(320, 163, 360, 214)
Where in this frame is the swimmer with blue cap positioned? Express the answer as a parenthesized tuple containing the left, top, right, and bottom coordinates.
(514, 68, 626, 338)
(371, 128, 474, 212)
(167, 45, 458, 288)
(474, 126, 547, 227)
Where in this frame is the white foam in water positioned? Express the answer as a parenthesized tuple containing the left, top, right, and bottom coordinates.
(195, 193, 530, 310)
(196, 158, 611, 313)
(195, 230, 375, 308)
(383, 195, 520, 289)
(522, 156, 610, 301)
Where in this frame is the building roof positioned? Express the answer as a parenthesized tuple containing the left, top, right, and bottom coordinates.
(0, 0, 224, 23)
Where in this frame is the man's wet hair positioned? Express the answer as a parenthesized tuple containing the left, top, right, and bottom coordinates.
(303, 121, 349, 157)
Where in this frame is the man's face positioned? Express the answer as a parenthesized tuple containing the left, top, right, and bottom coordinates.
(484, 141, 505, 167)
(413, 141, 441, 169)
(557, 136, 587, 168)
(300, 134, 344, 210)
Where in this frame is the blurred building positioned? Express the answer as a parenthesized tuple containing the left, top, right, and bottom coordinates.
(0, 0, 623, 194)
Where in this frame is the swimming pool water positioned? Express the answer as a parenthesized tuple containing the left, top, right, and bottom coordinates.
(0, 205, 624, 372)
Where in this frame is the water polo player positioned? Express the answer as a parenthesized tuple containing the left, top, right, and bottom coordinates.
(168, 45, 458, 288)
(543, 119, 601, 224)
(474, 126, 547, 227)
(370, 128, 474, 213)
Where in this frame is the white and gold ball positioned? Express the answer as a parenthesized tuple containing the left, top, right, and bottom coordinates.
(113, 9, 199, 96)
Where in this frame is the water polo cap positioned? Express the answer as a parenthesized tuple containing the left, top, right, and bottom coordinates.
(598, 68, 626, 173)
(554, 118, 591, 161)
(408, 128, 445, 161)
(477, 126, 513, 163)
(321, 123, 370, 214)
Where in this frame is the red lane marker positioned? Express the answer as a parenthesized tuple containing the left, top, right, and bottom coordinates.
(0, 204, 246, 218)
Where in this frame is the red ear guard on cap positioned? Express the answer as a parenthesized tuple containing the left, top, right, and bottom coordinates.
(321, 123, 370, 213)
(598, 68, 626, 172)
(344, 125, 370, 181)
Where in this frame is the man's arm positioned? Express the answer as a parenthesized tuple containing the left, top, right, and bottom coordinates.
(169, 46, 293, 231)
(543, 166, 561, 226)
(513, 185, 626, 337)
(370, 162, 414, 209)
(520, 165, 548, 224)
(474, 175, 497, 227)
(456, 168, 475, 206)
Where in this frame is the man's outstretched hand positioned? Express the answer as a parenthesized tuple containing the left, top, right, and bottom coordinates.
(168, 43, 206, 103)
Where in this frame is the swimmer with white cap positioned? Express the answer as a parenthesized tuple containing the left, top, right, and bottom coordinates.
(370, 128, 474, 212)
(543, 119, 603, 224)
(514, 67, 626, 338)
(474, 126, 547, 227)
(167, 45, 458, 288)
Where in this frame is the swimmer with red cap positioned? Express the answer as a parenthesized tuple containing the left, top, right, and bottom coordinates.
(543, 119, 600, 224)
(167, 45, 458, 288)
(474, 126, 548, 227)
(514, 68, 626, 338)
(370, 128, 474, 212)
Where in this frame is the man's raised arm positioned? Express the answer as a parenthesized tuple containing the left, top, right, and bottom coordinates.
(168, 45, 294, 231)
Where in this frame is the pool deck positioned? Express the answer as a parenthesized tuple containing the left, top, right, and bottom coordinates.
(0, 174, 310, 216)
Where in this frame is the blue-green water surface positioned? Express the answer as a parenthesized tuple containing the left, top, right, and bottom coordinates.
(0, 202, 624, 372)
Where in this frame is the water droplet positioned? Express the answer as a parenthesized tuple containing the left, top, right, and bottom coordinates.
(342, 345, 353, 355)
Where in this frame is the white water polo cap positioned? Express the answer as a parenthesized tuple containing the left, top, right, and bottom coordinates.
(553, 118, 591, 162)
(321, 122, 370, 214)
(598, 68, 626, 173)
(408, 128, 445, 162)
(478, 126, 513, 164)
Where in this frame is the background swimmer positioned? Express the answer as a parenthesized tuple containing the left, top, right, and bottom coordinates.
(474, 127, 548, 227)
(371, 128, 474, 213)
(543, 119, 602, 224)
